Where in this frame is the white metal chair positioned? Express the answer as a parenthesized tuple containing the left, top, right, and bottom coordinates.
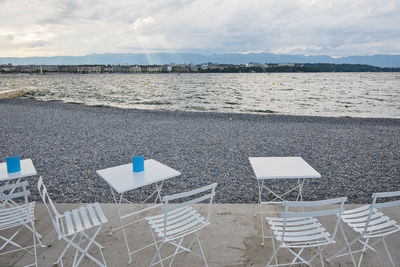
(145, 182, 217, 267)
(327, 191, 400, 267)
(0, 181, 38, 266)
(38, 176, 108, 267)
(265, 197, 347, 266)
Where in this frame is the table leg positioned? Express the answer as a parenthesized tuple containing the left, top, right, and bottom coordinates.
(258, 180, 266, 246)
(296, 178, 305, 202)
(0, 178, 21, 207)
(154, 181, 164, 203)
(109, 187, 133, 264)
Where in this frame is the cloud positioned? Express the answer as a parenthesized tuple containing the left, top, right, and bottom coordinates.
(26, 40, 51, 48)
(3, 34, 14, 40)
(0, 0, 399, 57)
(128, 16, 155, 31)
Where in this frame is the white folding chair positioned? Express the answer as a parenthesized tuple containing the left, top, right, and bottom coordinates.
(145, 182, 217, 267)
(38, 176, 108, 267)
(265, 197, 347, 267)
(0, 181, 38, 267)
(327, 191, 400, 267)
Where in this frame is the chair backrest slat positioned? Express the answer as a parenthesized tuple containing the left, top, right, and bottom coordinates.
(163, 183, 217, 202)
(161, 182, 217, 240)
(281, 197, 347, 243)
(362, 190, 400, 236)
(372, 191, 400, 199)
(0, 203, 33, 227)
(374, 199, 400, 209)
(163, 192, 215, 213)
(284, 197, 345, 208)
(286, 208, 343, 218)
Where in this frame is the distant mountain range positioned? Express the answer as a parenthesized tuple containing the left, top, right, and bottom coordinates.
(1, 53, 400, 68)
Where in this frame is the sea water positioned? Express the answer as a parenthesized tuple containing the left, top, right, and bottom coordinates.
(1, 72, 399, 118)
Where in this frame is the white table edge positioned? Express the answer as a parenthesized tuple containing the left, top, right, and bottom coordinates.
(0, 159, 37, 181)
(96, 170, 181, 194)
(248, 156, 321, 180)
(254, 174, 321, 180)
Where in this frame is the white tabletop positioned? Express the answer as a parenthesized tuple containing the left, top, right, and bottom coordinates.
(249, 157, 321, 180)
(97, 159, 181, 194)
(0, 159, 37, 181)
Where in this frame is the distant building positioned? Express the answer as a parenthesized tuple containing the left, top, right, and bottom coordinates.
(200, 64, 208, 70)
(77, 65, 102, 73)
(189, 64, 198, 72)
(172, 65, 189, 72)
(246, 62, 261, 67)
(208, 65, 224, 71)
(0, 64, 15, 72)
(103, 65, 114, 73)
(147, 66, 162, 72)
(129, 66, 142, 72)
(278, 63, 295, 67)
(162, 65, 172, 72)
(15, 65, 33, 73)
(58, 65, 77, 72)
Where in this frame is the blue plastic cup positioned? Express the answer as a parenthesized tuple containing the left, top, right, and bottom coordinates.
(132, 154, 144, 172)
(6, 156, 21, 173)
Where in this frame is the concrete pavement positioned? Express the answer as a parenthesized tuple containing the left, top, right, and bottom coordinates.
(0, 89, 26, 99)
(2, 203, 399, 267)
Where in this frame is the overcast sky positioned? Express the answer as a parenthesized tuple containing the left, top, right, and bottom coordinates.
(1, 0, 399, 57)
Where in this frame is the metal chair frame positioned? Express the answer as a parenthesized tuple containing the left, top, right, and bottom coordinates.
(257, 178, 306, 246)
(266, 197, 347, 267)
(327, 191, 400, 267)
(145, 182, 217, 267)
(38, 177, 108, 267)
(0, 181, 38, 266)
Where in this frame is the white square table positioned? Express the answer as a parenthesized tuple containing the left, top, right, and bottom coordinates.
(96, 159, 181, 264)
(0, 159, 37, 207)
(0, 158, 37, 182)
(249, 156, 321, 245)
(0, 158, 43, 242)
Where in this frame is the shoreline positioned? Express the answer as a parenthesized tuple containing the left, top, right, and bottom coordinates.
(1, 97, 399, 203)
(24, 95, 400, 122)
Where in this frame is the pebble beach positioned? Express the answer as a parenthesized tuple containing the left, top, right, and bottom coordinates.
(1, 97, 399, 203)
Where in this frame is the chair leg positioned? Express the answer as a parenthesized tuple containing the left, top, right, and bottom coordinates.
(58, 228, 106, 267)
(266, 245, 281, 267)
(81, 231, 104, 249)
(269, 229, 278, 266)
(149, 228, 164, 267)
(357, 237, 369, 267)
(169, 237, 184, 267)
(0, 230, 28, 252)
(318, 246, 324, 267)
(99, 243, 107, 267)
(72, 233, 84, 267)
(289, 247, 307, 265)
(56, 233, 78, 265)
(31, 220, 38, 267)
(309, 245, 330, 264)
(381, 236, 395, 267)
(326, 224, 358, 266)
(196, 232, 208, 267)
(75, 226, 105, 267)
(258, 180, 265, 246)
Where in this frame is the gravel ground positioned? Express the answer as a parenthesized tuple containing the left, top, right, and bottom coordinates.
(0, 97, 399, 203)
